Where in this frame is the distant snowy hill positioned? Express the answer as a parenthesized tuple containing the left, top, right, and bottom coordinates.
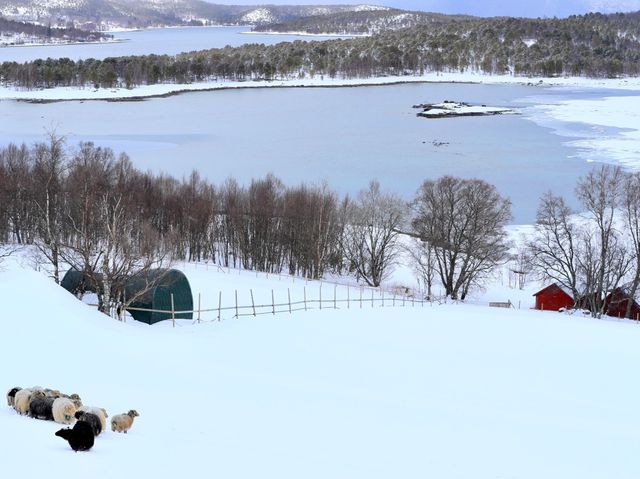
(253, 8, 471, 35)
(1, 256, 640, 478)
(0, 1, 392, 30)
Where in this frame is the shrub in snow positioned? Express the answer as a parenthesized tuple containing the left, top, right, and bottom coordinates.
(111, 410, 139, 434)
(6, 387, 21, 407)
(74, 410, 102, 436)
(55, 421, 94, 452)
(52, 397, 77, 424)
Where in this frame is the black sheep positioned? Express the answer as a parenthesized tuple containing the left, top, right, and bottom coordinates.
(74, 410, 102, 436)
(55, 421, 95, 452)
(29, 396, 55, 420)
(6, 387, 21, 407)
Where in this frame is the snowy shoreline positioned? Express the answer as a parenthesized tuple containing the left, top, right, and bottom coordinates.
(4, 72, 640, 103)
(0, 38, 123, 48)
(524, 94, 640, 170)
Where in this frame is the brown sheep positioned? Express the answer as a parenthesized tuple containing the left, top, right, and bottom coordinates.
(111, 410, 139, 433)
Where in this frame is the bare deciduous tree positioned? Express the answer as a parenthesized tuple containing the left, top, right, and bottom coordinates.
(31, 132, 66, 284)
(530, 167, 633, 318)
(575, 165, 628, 315)
(411, 176, 512, 300)
(404, 238, 435, 299)
(341, 181, 405, 287)
(623, 171, 640, 318)
(528, 192, 580, 301)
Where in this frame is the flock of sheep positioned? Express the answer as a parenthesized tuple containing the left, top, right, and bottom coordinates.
(7, 386, 139, 452)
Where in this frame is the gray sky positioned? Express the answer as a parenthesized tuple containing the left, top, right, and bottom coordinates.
(206, 0, 640, 17)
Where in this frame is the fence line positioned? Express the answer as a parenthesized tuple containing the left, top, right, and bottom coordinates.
(105, 285, 443, 326)
(84, 263, 462, 325)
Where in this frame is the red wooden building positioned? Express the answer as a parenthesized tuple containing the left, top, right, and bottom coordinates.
(533, 283, 574, 311)
(604, 288, 640, 319)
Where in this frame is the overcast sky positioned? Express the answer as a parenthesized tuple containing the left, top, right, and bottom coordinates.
(206, 0, 640, 17)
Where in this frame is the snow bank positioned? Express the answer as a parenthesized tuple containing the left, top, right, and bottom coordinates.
(1, 257, 639, 478)
(525, 94, 640, 170)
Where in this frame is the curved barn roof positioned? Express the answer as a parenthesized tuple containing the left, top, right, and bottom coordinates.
(60, 268, 193, 325)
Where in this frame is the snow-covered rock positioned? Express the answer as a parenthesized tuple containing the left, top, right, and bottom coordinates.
(415, 100, 516, 118)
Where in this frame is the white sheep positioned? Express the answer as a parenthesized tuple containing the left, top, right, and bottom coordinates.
(111, 410, 139, 434)
(52, 397, 77, 424)
(14, 388, 36, 415)
(78, 406, 109, 432)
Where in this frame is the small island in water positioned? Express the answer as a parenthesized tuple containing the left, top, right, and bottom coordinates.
(414, 100, 516, 119)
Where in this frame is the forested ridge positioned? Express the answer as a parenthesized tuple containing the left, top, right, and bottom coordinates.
(2, 10, 639, 89)
(252, 8, 470, 35)
(0, 1, 389, 30)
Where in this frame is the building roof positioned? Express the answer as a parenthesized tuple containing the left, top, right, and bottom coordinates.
(532, 283, 574, 298)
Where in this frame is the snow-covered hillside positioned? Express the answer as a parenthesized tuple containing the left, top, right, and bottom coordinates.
(1, 255, 639, 478)
(240, 8, 276, 25)
(0, 1, 394, 30)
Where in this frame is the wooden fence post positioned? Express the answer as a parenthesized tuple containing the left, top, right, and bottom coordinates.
(288, 288, 292, 314)
(171, 293, 176, 329)
(360, 287, 363, 309)
(334, 284, 337, 309)
(235, 290, 238, 318)
(320, 283, 323, 310)
(250, 289, 256, 317)
(371, 289, 374, 307)
(347, 286, 350, 309)
(272, 290, 275, 315)
(197, 293, 201, 323)
(304, 287, 307, 312)
(217, 291, 221, 321)
(382, 290, 384, 307)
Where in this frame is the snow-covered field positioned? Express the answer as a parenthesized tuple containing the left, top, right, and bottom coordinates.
(2, 252, 639, 478)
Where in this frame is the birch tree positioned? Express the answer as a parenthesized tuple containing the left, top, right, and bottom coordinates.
(341, 181, 405, 287)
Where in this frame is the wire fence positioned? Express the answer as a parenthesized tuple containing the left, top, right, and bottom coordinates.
(83, 262, 520, 328)
(119, 284, 438, 327)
